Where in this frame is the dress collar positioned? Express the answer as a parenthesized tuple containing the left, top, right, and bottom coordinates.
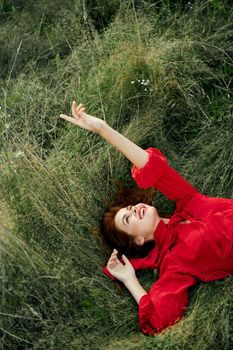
(103, 217, 176, 280)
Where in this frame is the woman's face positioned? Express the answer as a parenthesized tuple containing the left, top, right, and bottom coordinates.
(114, 203, 160, 245)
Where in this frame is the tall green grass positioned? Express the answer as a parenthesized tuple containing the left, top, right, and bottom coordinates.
(0, 1, 233, 349)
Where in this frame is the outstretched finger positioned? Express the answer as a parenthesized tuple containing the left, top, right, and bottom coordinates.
(59, 114, 77, 125)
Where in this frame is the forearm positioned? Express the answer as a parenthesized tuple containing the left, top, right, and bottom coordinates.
(124, 276, 148, 304)
(99, 123, 148, 169)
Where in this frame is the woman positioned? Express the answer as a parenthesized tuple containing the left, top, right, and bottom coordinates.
(60, 101, 233, 336)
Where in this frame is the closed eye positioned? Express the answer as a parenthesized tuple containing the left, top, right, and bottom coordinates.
(126, 205, 133, 224)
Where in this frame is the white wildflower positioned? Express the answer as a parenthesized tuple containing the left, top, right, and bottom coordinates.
(15, 151, 24, 159)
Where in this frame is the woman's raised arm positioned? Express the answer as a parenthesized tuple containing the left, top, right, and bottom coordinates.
(60, 101, 148, 169)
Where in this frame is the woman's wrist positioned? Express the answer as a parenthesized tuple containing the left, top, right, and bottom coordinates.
(123, 274, 137, 287)
(123, 275, 148, 304)
(97, 120, 108, 135)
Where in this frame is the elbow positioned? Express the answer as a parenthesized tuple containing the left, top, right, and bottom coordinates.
(138, 295, 186, 335)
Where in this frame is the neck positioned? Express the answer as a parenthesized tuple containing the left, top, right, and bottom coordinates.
(161, 217, 170, 225)
(148, 217, 170, 241)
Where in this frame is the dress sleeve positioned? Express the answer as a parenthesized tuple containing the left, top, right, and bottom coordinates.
(131, 148, 198, 205)
(138, 271, 196, 335)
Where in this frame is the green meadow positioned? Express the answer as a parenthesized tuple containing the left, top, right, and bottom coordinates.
(0, 0, 232, 349)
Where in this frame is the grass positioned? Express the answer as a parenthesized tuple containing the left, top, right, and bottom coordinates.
(0, 1, 233, 349)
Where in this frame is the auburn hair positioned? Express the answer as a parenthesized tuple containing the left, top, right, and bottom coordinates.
(100, 182, 157, 258)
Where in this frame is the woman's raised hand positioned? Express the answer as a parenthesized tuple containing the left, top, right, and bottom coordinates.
(107, 249, 136, 284)
(59, 101, 106, 133)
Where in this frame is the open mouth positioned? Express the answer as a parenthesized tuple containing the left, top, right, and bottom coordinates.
(138, 206, 145, 219)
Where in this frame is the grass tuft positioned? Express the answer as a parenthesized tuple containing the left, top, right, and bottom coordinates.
(0, 1, 233, 349)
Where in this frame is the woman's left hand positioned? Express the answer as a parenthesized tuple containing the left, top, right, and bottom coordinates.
(107, 249, 136, 284)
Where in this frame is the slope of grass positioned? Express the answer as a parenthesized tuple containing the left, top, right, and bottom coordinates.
(0, 1, 233, 349)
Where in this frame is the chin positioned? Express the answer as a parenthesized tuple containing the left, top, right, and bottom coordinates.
(148, 205, 158, 218)
(150, 205, 160, 229)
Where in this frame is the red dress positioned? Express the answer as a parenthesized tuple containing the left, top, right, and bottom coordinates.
(103, 148, 233, 335)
